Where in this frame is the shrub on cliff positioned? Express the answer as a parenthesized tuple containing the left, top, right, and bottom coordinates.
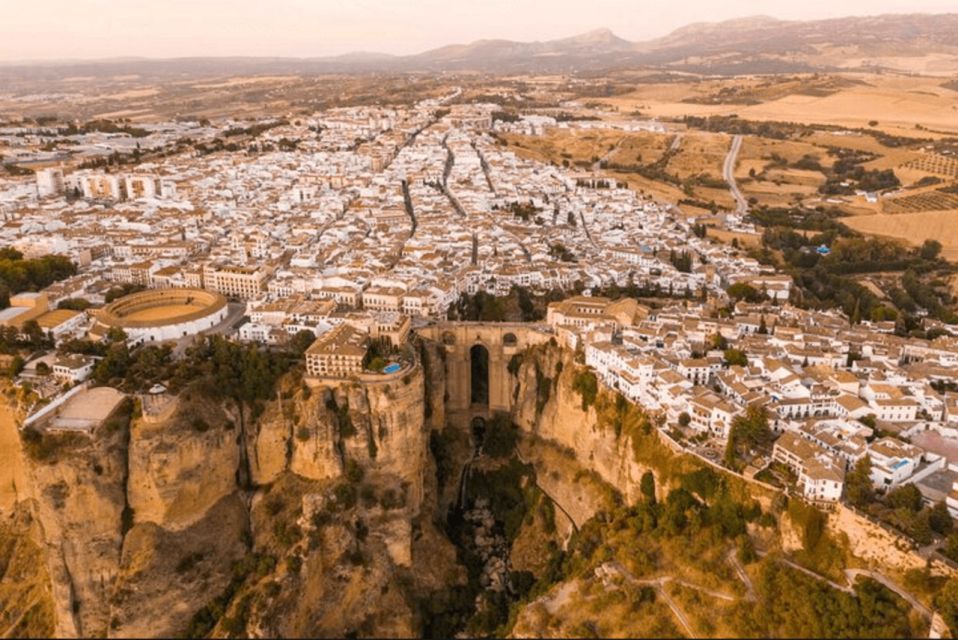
(572, 370, 598, 411)
(937, 579, 958, 637)
(483, 414, 518, 458)
(21, 427, 86, 464)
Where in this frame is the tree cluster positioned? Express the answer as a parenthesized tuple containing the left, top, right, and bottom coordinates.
(0, 249, 76, 308)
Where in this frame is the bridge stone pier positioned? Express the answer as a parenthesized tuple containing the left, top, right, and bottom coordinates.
(417, 322, 553, 425)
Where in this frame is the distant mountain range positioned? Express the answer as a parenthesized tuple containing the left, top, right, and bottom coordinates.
(4, 13, 958, 77)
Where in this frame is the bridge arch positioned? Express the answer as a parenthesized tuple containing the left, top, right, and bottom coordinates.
(416, 323, 554, 425)
(470, 343, 490, 405)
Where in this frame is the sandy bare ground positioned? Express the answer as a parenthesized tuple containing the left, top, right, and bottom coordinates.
(123, 304, 206, 322)
(102, 88, 159, 100)
(0, 393, 30, 514)
(56, 387, 125, 424)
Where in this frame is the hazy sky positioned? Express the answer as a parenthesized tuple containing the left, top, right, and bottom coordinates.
(2, 0, 956, 61)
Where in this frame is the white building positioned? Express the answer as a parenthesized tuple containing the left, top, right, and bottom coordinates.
(52, 354, 95, 384)
(36, 168, 64, 198)
(773, 432, 845, 502)
(867, 437, 924, 489)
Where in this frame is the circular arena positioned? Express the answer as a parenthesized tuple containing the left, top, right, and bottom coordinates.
(93, 288, 228, 343)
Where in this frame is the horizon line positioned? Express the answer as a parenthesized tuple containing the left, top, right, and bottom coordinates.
(0, 9, 954, 66)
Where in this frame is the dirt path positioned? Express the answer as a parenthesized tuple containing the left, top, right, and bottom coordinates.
(773, 555, 852, 593)
(727, 550, 756, 601)
(657, 582, 697, 638)
(669, 133, 685, 153)
(759, 552, 932, 622)
(592, 137, 624, 172)
(844, 569, 932, 620)
(603, 561, 738, 638)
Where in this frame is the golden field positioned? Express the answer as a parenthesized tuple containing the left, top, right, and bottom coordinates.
(844, 210, 958, 260)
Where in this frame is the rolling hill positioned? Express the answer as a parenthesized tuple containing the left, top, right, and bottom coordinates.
(2, 13, 958, 78)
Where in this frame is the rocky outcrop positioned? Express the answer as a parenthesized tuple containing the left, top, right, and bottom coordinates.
(127, 395, 240, 531)
(510, 344, 678, 510)
(286, 387, 343, 482)
(0, 386, 57, 638)
(0, 506, 56, 638)
(108, 493, 248, 637)
(2, 357, 458, 638)
(23, 413, 130, 638)
(829, 505, 956, 577)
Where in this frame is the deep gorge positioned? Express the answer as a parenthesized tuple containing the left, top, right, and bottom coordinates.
(0, 329, 952, 638)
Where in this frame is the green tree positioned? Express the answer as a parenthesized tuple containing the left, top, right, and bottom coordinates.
(93, 343, 132, 384)
(757, 314, 768, 334)
(6, 355, 24, 377)
(929, 501, 953, 536)
(640, 471, 656, 506)
(727, 282, 764, 303)
(288, 330, 316, 356)
(886, 484, 923, 512)
(942, 533, 958, 562)
(845, 456, 874, 508)
(724, 348, 748, 367)
(57, 298, 92, 311)
(724, 405, 772, 469)
(709, 332, 729, 350)
(937, 579, 958, 637)
(21, 320, 48, 348)
(920, 239, 942, 261)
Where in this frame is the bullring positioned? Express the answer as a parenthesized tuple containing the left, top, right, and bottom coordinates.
(91, 288, 228, 343)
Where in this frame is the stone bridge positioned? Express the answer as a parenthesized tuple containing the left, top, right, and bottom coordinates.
(417, 322, 554, 425)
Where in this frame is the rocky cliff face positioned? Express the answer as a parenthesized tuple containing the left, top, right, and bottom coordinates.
(216, 366, 461, 637)
(0, 386, 56, 638)
(509, 343, 693, 520)
(1, 360, 460, 638)
(24, 407, 129, 638)
(3, 336, 954, 638)
(127, 394, 240, 530)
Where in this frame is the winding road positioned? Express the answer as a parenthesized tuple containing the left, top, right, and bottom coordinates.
(723, 134, 748, 216)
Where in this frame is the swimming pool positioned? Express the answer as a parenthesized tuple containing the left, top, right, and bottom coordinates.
(383, 363, 401, 374)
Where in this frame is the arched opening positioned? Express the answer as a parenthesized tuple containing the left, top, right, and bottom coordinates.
(470, 343, 490, 405)
(503, 332, 518, 347)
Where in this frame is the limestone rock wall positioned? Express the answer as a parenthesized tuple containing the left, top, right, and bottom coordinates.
(127, 396, 240, 531)
(24, 421, 128, 638)
(108, 493, 248, 637)
(511, 344, 656, 508)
